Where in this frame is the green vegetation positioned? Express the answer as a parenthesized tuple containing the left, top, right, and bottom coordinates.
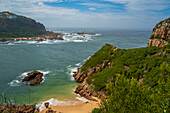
(150, 34, 155, 39)
(81, 44, 169, 112)
(93, 65, 169, 113)
(81, 44, 117, 72)
(85, 44, 169, 91)
(0, 11, 49, 38)
(149, 34, 162, 39)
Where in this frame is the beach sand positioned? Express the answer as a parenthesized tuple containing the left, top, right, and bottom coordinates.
(41, 98, 100, 113)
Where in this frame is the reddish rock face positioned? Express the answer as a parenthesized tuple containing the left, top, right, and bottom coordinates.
(147, 18, 170, 47)
(148, 39, 168, 47)
(73, 62, 111, 101)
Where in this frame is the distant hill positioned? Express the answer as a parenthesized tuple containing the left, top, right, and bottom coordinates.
(0, 11, 49, 38)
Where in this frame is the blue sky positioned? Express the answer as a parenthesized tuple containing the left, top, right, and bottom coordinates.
(0, 0, 170, 29)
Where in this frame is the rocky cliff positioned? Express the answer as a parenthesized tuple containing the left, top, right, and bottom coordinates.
(74, 18, 170, 102)
(0, 11, 49, 38)
(147, 17, 170, 47)
(73, 44, 118, 101)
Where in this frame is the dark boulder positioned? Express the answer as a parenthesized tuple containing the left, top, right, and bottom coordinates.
(22, 70, 44, 86)
(22, 70, 43, 82)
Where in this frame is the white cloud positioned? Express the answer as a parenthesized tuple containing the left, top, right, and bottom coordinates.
(104, 0, 170, 11)
(38, 2, 44, 6)
(88, 8, 96, 10)
(0, 0, 131, 28)
(78, 2, 114, 8)
(0, 0, 169, 29)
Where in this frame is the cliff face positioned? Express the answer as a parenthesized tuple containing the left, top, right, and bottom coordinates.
(73, 18, 170, 101)
(73, 44, 170, 101)
(147, 17, 170, 47)
(0, 11, 48, 38)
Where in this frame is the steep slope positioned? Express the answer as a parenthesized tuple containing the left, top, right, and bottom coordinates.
(148, 17, 170, 47)
(0, 11, 49, 38)
(73, 18, 170, 112)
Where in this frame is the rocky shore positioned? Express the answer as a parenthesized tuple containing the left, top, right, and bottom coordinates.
(0, 104, 36, 113)
(73, 60, 113, 101)
(0, 32, 63, 42)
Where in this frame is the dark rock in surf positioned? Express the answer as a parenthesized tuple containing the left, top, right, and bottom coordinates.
(22, 70, 44, 86)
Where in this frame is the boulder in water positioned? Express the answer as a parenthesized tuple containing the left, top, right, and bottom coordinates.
(22, 70, 44, 86)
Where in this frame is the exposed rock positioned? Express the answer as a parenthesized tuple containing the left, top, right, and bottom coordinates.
(148, 39, 168, 47)
(77, 31, 86, 34)
(22, 70, 44, 86)
(147, 17, 170, 47)
(75, 84, 98, 102)
(46, 108, 57, 113)
(77, 31, 96, 35)
(0, 104, 36, 113)
(22, 70, 42, 82)
(87, 68, 96, 77)
(73, 62, 110, 101)
(0, 33, 64, 42)
(44, 102, 49, 108)
(124, 65, 129, 70)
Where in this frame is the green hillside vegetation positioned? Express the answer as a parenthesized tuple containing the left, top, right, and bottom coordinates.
(0, 11, 49, 38)
(80, 44, 169, 112)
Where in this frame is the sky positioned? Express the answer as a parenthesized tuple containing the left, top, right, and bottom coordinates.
(0, 0, 170, 29)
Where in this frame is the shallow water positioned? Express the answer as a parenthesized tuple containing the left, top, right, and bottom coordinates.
(0, 28, 151, 105)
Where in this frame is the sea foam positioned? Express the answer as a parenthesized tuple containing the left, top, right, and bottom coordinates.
(3, 32, 101, 45)
(36, 98, 80, 111)
(8, 70, 50, 87)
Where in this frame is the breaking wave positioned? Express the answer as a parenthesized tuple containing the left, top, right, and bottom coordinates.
(36, 96, 90, 111)
(3, 33, 101, 45)
(8, 70, 50, 87)
(66, 56, 91, 81)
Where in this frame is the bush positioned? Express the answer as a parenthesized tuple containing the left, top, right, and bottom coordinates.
(93, 71, 169, 113)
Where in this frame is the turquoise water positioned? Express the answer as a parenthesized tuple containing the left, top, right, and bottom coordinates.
(0, 28, 151, 105)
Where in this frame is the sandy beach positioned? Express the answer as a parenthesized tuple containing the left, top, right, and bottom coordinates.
(41, 98, 100, 113)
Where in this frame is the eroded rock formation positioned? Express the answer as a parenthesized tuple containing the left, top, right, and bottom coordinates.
(73, 62, 111, 101)
(147, 17, 170, 47)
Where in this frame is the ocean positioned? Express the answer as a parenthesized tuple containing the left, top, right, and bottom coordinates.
(0, 28, 151, 106)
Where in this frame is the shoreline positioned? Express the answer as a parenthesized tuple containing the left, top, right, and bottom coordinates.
(0, 32, 63, 42)
(40, 97, 100, 113)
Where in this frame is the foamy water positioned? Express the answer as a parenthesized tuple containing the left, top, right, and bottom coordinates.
(0, 28, 149, 105)
(8, 70, 50, 87)
(4, 32, 101, 45)
(37, 96, 90, 111)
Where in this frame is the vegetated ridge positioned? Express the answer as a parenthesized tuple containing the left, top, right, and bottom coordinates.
(73, 18, 170, 113)
(0, 11, 49, 38)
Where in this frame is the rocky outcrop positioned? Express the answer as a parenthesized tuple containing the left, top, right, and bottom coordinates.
(73, 62, 108, 83)
(73, 62, 110, 101)
(148, 39, 168, 47)
(77, 31, 96, 35)
(147, 17, 170, 47)
(22, 70, 44, 86)
(0, 32, 64, 42)
(0, 104, 36, 113)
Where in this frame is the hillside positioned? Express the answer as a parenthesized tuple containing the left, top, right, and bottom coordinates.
(0, 11, 49, 38)
(73, 18, 170, 112)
